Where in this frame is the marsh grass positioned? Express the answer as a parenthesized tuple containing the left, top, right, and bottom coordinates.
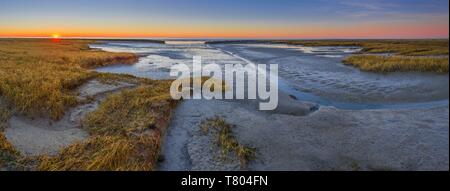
(209, 39, 449, 73)
(0, 106, 22, 169)
(275, 39, 449, 73)
(1, 39, 179, 171)
(0, 39, 138, 119)
(277, 39, 449, 56)
(343, 55, 449, 73)
(95, 72, 153, 85)
(0, 104, 11, 130)
(82, 82, 177, 136)
(0, 133, 21, 169)
(200, 117, 256, 168)
(38, 77, 227, 171)
(39, 81, 178, 171)
(0, 100, 19, 169)
(38, 135, 161, 171)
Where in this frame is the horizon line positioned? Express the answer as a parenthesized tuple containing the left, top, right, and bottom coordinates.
(0, 36, 449, 40)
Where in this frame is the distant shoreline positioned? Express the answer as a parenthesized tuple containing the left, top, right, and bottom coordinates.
(0, 37, 448, 42)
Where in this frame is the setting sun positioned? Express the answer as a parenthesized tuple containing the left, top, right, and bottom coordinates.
(52, 34, 60, 39)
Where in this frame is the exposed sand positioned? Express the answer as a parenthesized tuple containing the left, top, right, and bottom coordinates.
(159, 91, 318, 171)
(159, 98, 449, 171)
(4, 80, 136, 156)
(5, 116, 88, 156)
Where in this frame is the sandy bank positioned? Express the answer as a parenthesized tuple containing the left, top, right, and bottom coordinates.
(4, 80, 136, 156)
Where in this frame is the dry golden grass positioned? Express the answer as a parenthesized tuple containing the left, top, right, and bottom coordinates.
(0, 39, 189, 171)
(344, 55, 449, 73)
(0, 132, 21, 169)
(201, 117, 256, 168)
(38, 135, 161, 171)
(82, 82, 177, 136)
(0, 104, 11, 130)
(210, 39, 449, 56)
(0, 39, 138, 119)
(0, 101, 19, 169)
(39, 81, 178, 171)
(38, 77, 227, 171)
(278, 39, 449, 73)
(209, 39, 449, 73)
(95, 72, 153, 85)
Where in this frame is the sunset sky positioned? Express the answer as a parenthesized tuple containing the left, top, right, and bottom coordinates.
(0, 0, 448, 39)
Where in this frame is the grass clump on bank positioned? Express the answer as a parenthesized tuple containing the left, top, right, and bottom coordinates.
(38, 135, 161, 171)
(39, 81, 178, 171)
(0, 133, 21, 169)
(210, 39, 449, 56)
(0, 100, 18, 169)
(209, 39, 449, 73)
(200, 117, 256, 168)
(277, 39, 449, 56)
(359, 40, 448, 56)
(82, 81, 176, 136)
(279, 39, 449, 73)
(0, 39, 138, 119)
(0, 104, 11, 130)
(343, 55, 449, 73)
(0, 105, 23, 170)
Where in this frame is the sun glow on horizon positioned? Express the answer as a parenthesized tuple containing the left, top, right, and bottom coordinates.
(0, 0, 448, 39)
(51, 33, 62, 42)
(52, 34, 60, 39)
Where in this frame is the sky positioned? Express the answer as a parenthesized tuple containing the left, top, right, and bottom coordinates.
(0, 0, 448, 39)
